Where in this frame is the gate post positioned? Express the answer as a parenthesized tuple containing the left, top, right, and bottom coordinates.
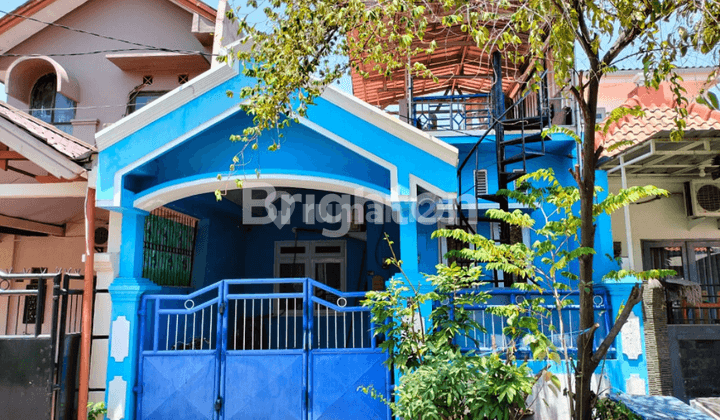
(105, 211, 160, 420)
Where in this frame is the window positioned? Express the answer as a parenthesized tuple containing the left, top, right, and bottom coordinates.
(142, 207, 198, 287)
(127, 91, 168, 114)
(29, 73, 76, 134)
(275, 240, 346, 308)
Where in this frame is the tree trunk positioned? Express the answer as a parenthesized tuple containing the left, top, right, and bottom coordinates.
(574, 76, 600, 420)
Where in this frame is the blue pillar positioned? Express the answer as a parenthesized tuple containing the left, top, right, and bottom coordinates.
(105, 210, 160, 420)
(599, 278, 649, 395)
(594, 170, 616, 281)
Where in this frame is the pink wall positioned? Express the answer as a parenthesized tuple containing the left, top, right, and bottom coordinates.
(0, 0, 213, 146)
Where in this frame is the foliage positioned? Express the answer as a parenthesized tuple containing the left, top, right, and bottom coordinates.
(389, 353, 536, 420)
(593, 398, 642, 420)
(361, 236, 541, 420)
(433, 169, 674, 413)
(222, 0, 720, 418)
(87, 402, 107, 420)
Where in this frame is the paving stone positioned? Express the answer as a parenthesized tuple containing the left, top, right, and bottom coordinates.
(609, 393, 715, 420)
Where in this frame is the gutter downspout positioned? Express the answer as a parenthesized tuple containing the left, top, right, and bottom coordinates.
(77, 186, 96, 420)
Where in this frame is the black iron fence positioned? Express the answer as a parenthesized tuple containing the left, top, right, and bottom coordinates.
(0, 271, 84, 420)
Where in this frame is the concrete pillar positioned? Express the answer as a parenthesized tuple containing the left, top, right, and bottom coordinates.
(600, 280, 649, 395)
(104, 211, 159, 420)
(642, 279, 674, 395)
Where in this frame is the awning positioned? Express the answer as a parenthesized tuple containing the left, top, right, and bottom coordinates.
(599, 135, 720, 177)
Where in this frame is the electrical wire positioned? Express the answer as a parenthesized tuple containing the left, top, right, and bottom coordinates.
(0, 48, 208, 58)
(0, 10, 218, 57)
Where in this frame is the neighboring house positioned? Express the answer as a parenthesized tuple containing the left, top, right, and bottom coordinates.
(599, 82, 720, 402)
(93, 38, 646, 419)
(0, 0, 218, 417)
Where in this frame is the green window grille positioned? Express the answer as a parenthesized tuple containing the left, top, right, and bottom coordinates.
(142, 207, 198, 287)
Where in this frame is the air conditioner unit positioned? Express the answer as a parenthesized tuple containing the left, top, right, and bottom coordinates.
(686, 180, 720, 217)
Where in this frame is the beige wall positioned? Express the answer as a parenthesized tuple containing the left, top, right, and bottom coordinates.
(598, 68, 716, 116)
(609, 176, 720, 269)
(0, 0, 212, 146)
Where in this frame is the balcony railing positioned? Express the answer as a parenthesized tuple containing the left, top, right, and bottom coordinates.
(412, 94, 491, 131)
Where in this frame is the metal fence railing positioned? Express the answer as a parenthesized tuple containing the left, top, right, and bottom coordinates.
(669, 299, 720, 325)
(412, 94, 491, 131)
(450, 289, 614, 356)
(139, 278, 380, 355)
(0, 271, 84, 420)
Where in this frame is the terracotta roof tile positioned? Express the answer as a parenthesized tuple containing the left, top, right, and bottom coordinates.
(0, 101, 96, 160)
(597, 84, 720, 157)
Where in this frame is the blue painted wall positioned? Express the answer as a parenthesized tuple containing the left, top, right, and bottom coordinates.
(126, 112, 392, 198)
(162, 189, 402, 293)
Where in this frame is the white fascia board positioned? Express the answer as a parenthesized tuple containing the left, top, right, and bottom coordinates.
(0, 0, 90, 57)
(321, 85, 459, 167)
(0, 121, 85, 179)
(0, 182, 87, 198)
(95, 63, 238, 151)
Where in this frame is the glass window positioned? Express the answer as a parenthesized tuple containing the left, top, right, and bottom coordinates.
(127, 91, 167, 114)
(29, 73, 76, 134)
(275, 240, 347, 309)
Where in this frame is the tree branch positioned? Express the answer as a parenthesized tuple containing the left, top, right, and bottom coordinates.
(601, 26, 641, 70)
(590, 284, 643, 366)
(572, 0, 599, 69)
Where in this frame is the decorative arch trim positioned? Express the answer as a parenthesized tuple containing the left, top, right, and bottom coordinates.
(133, 174, 393, 212)
(5, 56, 80, 103)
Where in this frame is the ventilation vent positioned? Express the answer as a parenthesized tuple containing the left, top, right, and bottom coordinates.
(178, 74, 189, 84)
(94, 226, 109, 245)
(513, 169, 525, 189)
(474, 169, 488, 197)
(142, 75, 153, 85)
(688, 180, 720, 217)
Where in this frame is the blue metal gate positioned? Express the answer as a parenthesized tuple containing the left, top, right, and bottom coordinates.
(136, 278, 390, 420)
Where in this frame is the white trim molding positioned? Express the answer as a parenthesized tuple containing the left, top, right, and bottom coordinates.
(111, 105, 244, 207)
(95, 62, 238, 151)
(409, 174, 456, 201)
(321, 85, 459, 167)
(133, 174, 392, 211)
(298, 116, 399, 200)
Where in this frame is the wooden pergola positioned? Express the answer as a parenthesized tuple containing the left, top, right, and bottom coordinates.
(350, 8, 537, 108)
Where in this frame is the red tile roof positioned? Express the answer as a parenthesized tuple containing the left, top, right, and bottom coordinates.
(596, 84, 720, 157)
(0, 101, 95, 160)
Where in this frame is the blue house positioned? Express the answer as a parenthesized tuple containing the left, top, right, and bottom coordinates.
(95, 47, 648, 419)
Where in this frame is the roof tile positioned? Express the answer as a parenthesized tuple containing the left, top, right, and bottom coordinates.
(597, 84, 720, 157)
(0, 101, 96, 160)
